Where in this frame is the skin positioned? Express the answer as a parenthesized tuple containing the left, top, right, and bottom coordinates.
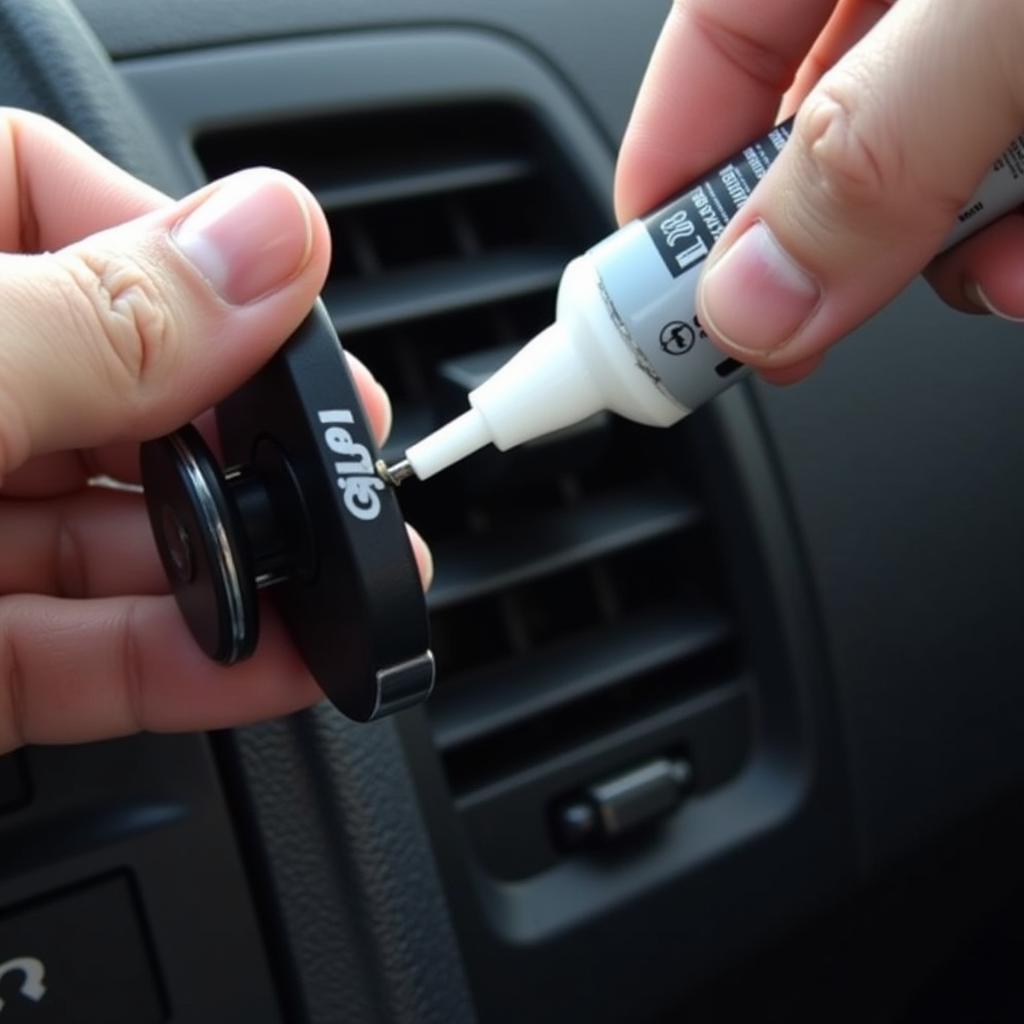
(615, 0, 1024, 384)
(0, 109, 431, 754)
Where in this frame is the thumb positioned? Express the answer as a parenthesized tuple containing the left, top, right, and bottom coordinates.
(695, 0, 1024, 372)
(0, 167, 330, 476)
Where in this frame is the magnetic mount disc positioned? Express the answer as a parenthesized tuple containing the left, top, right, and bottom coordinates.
(141, 301, 434, 722)
(141, 426, 259, 663)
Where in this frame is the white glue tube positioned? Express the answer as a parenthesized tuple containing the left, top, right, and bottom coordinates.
(389, 120, 1024, 483)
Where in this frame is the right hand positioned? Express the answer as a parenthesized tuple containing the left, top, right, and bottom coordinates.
(615, 0, 1024, 385)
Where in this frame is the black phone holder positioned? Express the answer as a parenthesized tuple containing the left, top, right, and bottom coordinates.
(140, 301, 434, 722)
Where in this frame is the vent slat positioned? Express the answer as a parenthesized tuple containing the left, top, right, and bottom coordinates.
(428, 483, 703, 612)
(313, 155, 533, 213)
(379, 405, 437, 465)
(324, 247, 567, 333)
(431, 603, 734, 752)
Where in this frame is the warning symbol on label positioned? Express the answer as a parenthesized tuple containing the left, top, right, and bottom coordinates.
(660, 321, 695, 356)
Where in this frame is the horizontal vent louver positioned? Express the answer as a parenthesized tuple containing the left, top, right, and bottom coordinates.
(196, 104, 751, 880)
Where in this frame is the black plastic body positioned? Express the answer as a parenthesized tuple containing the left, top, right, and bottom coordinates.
(0, 737, 285, 1023)
(141, 301, 434, 722)
(217, 302, 434, 721)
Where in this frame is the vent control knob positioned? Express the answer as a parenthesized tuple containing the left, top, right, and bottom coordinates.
(553, 756, 693, 850)
(140, 301, 434, 723)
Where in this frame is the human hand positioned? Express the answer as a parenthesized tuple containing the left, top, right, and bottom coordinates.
(0, 109, 431, 755)
(615, 0, 1024, 384)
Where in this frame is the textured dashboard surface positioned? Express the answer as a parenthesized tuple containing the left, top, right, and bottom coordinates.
(224, 708, 473, 1024)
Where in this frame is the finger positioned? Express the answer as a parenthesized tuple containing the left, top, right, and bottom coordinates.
(614, 0, 838, 222)
(407, 523, 434, 590)
(0, 108, 177, 490)
(0, 410, 218, 498)
(926, 213, 1024, 319)
(0, 485, 432, 602)
(0, 166, 333, 480)
(0, 592, 321, 753)
(0, 489, 164, 598)
(1, 352, 391, 498)
(694, 0, 1024, 371)
(758, 353, 825, 385)
(0, 108, 169, 253)
(781, 0, 896, 118)
(343, 352, 393, 448)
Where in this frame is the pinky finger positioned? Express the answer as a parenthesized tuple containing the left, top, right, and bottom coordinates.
(0, 593, 321, 754)
(926, 212, 1024, 320)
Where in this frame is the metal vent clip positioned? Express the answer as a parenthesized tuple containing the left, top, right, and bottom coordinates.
(140, 301, 434, 722)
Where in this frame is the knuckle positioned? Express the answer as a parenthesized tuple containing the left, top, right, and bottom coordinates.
(56, 249, 177, 394)
(793, 75, 968, 238)
(795, 81, 893, 215)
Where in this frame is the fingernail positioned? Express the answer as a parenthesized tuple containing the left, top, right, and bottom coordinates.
(172, 170, 313, 305)
(699, 221, 821, 354)
(965, 281, 1024, 323)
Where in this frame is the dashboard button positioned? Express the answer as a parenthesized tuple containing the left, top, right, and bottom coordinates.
(0, 876, 164, 1022)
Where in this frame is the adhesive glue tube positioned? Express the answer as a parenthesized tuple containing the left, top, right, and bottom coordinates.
(384, 120, 1024, 485)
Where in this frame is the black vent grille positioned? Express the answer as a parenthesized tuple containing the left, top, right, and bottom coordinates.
(197, 104, 751, 880)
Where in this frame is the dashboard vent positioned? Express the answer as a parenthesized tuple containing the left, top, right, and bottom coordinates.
(196, 104, 752, 880)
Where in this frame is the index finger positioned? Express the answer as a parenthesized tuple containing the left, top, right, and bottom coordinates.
(1, 353, 393, 497)
(0, 592, 321, 753)
(0, 107, 170, 253)
(614, 0, 839, 222)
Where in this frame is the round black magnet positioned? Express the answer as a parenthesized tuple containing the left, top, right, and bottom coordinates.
(141, 425, 259, 664)
(141, 301, 434, 722)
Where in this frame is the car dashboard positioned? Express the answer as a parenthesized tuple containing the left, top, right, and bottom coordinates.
(2, 2, 1024, 1022)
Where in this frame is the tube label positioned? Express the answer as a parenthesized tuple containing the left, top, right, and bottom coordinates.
(590, 120, 1024, 414)
(945, 136, 1024, 249)
(646, 121, 793, 279)
(587, 121, 793, 411)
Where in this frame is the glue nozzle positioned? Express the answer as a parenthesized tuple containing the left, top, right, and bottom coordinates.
(399, 409, 493, 482)
(381, 320, 609, 484)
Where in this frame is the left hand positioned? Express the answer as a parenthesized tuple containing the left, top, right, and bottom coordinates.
(0, 109, 430, 754)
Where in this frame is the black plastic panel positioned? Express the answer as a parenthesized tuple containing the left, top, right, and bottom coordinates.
(0, 737, 283, 1023)
(397, 386, 856, 1023)
(753, 285, 1024, 872)
(0, 755, 28, 814)
(457, 681, 752, 879)
(0, 874, 164, 1023)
